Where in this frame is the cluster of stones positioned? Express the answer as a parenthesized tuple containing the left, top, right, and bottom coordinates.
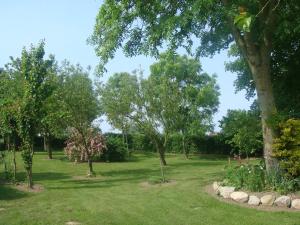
(213, 182, 300, 209)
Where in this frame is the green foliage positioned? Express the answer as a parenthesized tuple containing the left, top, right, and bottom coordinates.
(225, 163, 265, 192)
(0, 151, 15, 182)
(60, 62, 101, 131)
(220, 107, 262, 157)
(265, 165, 299, 194)
(234, 12, 253, 32)
(273, 119, 300, 177)
(225, 162, 299, 194)
(101, 134, 127, 162)
(130, 133, 156, 152)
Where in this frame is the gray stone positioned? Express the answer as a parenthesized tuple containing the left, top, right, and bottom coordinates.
(219, 186, 235, 199)
(291, 199, 300, 209)
(261, 194, 275, 206)
(274, 196, 291, 208)
(230, 191, 249, 203)
(65, 222, 81, 225)
(248, 195, 260, 206)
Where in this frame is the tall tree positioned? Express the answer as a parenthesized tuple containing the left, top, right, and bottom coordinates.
(60, 62, 101, 175)
(90, 0, 298, 171)
(149, 52, 220, 158)
(17, 42, 55, 188)
(99, 72, 138, 155)
(39, 66, 69, 159)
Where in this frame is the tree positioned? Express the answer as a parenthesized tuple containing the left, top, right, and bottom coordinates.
(149, 52, 220, 158)
(99, 72, 138, 155)
(0, 69, 21, 181)
(17, 42, 55, 188)
(39, 67, 69, 159)
(60, 62, 101, 175)
(65, 127, 106, 176)
(90, 0, 298, 171)
(220, 105, 263, 159)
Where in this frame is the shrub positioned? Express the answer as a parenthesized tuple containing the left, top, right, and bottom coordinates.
(224, 162, 299, 194)
(130, 133, 156, 152)
(273, 118, 300, 178)
(225, 163, 265, 192)
(265, 165, 299, 194)
(101, 134, 127, 162)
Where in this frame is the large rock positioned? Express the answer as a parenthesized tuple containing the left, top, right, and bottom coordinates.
(248, 195, 260, 206)
(274, 196, 291, 208)
(219, 186, 235, 199)
(230, 191, 249, 203)
(291, 199, 300, 209)
(212, 182, 221, 194)
(261, 195, 275, 206)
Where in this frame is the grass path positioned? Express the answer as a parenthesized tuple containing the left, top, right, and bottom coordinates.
(0, 152, 300, 225)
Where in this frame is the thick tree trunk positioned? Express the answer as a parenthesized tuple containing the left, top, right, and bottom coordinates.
(44, 134, 52, 159)
(248, 61, 278, 172)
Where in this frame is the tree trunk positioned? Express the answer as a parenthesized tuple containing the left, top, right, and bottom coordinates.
(6, 135, 10, 151)
(26, 166, 33, 189)
(125, 132, 130, 157)
(12, 135, 17, 182)
(248, 61, 278, 172)
(182, 133, 189, 159)
(154, 139, 167, 166)
(87, 158, 94, 176)
(44, 134, 52, 159)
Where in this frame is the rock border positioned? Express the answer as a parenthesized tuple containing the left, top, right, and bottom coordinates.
(209, 181, 300, 211)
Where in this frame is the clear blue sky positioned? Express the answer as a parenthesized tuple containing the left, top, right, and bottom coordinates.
(0, 0, 253, 132)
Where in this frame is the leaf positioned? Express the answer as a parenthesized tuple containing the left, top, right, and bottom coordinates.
(234, 13, 253, 33)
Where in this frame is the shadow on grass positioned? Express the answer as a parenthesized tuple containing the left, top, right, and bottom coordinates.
(0, 185, 29, 200)
(33, 172, 71, 181)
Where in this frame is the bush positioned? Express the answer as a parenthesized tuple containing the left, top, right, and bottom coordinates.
(273, 118, 300, 178)
(130, 133, 156, 152)
(225, 163, 265, 192)
(265, 165, 299, 194)
(224, 162, 299, 194)
(100, 134, 127, 162)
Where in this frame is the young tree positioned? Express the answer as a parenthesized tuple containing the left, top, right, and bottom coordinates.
(99, 72, 138, 155)
(65, 127, 106, 176)
(220, 107, 263, 159)
(0, 69, 21, 181)
(17, 42, 56, 188)
(89, 0, 297, 171)
(39, 68, 69, 159)
(60, 62, 101, 175)
(149, 53, 220, 158)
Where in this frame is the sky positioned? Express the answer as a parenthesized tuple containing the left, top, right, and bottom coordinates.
(0, 0, 253, 132)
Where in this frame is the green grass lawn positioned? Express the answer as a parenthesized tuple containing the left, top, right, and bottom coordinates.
(0, 152, 300, 225)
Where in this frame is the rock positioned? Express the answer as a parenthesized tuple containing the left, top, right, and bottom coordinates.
(248, 195, 260, 206)
(230, 191, 249, 203)
(274, 196, 291, 208)
(0, 208, 5, 212)
(291, 199, 300, 209)
(261, 194, 275, 206)
(219, 186, 235, 199)
(212, 182, 221, 194)
(65, 222, 81, 225)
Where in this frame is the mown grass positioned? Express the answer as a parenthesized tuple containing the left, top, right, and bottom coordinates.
(0, 152, 300, 225)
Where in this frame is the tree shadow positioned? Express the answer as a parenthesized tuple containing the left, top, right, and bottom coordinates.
(0, 185, 29, 200)
(33, 172, 71, 181)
